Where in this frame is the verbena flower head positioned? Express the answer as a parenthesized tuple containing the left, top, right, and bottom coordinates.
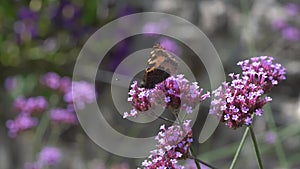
(210, 75, 271, 129)
(50, 108, 77, 124)
(38, 147, 62, 166)
(237, 56, 286, 93)
(124, 75, 209, 118)
(6, 113, 38, 138)
(14, 96, 48, 114)
(140, 120, 192, 169)
(211, 56, 286, 129)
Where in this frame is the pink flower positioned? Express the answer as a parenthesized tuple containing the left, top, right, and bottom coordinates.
(124, 75, 209, 118)
(50, 108, 77, 124)
(6, 113, 38, 138)
(211, 56, 286, 129)
(38, 147, 62, 166)
(14, 96, 48, 114)
(140, 120, 192, 169)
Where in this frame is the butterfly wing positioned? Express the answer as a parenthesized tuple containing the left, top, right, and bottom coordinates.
(141, 44, 178, 89)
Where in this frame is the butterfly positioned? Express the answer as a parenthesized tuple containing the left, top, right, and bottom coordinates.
(141, 44, 178, 89)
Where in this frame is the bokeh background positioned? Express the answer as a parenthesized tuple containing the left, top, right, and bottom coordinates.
(0, 0, 300, 169)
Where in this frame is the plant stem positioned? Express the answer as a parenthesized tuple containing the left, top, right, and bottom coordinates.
(33, 112, 50, 155)
(190, 145, 201, 169)
(249, 126, 264, 169)
(229, 127, 249, 169)
(264, 105, 289, 169)
(188, 154, 220, 169)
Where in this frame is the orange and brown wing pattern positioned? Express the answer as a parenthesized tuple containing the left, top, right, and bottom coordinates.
(142, 44, 178, 89)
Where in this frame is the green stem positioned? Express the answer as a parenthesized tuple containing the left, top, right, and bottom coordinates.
(249, 126, 264, 169)
(189, 154, 220, 169)
(190, 145, 201, 169)
(33, 112, 50, 155)
(264, 105, 289, 169)
(229, 127, 249, 169)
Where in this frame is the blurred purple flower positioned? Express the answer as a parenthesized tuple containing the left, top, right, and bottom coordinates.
(38, 147, 62, 166)
(4, 76, 17, 91)
(6, 113, 38, 138)
(14, 7, 39, 42)
(58, 76, 72, 93)
(271, 19, 288, 31)
(285, 3, 299, 17)
(49, 0, 85, 41)
(264, 131, 277, 144)
(281, 26, 300, 42)
(40, 72, 61, 90)
(14, 96, 48, 114)
(143, 20, 169, 35)
(159, 37, 182, 55)
(50, 0, 81, 28)
(50, 108, 77, 124)
(64, 81, 96, 109)
(18, 7, 38, 20)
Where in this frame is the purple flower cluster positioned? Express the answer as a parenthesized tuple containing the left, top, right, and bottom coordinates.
(50, 108, 77, 124)
(6, 72, 95, 137)
(6, 114, 38, 138)
(14, 96, 48, 114)
(125, 81, 151, 116)
(140, 120, 192, 169)
(41, 72, 95, 109)
(40, 72, 71, 93)
(124, 75, 210, 118)
(39, 147, 62, 166)
(271, 3, 300, 42)
(210, 56, 286, 129)
(6, 96, 47, 137)
(25, 146, 62, 169)
(238, 56, 286, 92)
